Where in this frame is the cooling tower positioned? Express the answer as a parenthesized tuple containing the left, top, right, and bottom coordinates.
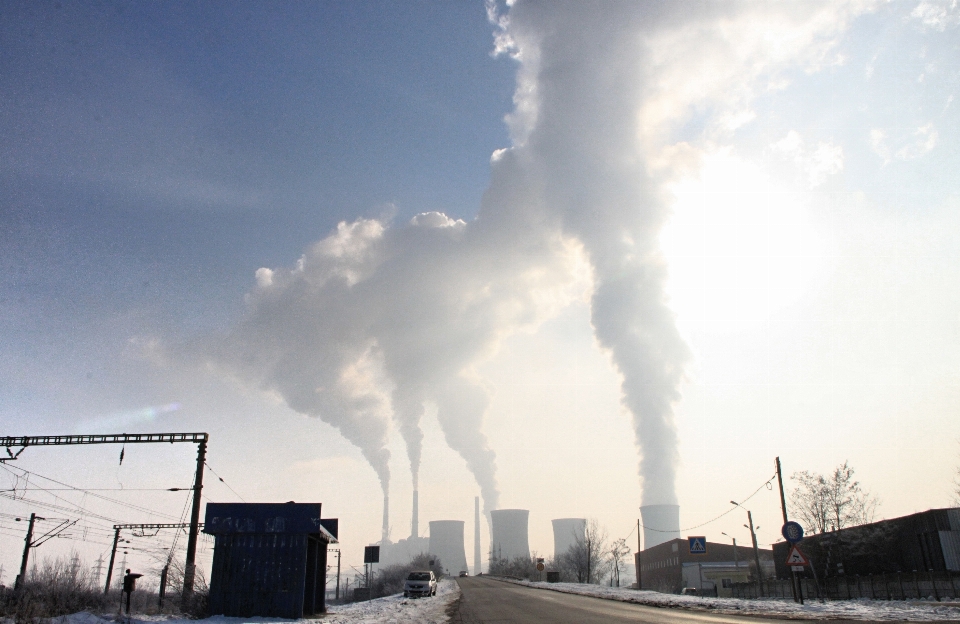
(490, 509, 529, 561)
(428, 520, 468, 575)
(411, 490, 419, 538)
(473, 497, 481, 574)
(551, 518, 586, 559)
(640, 504, 680, 549)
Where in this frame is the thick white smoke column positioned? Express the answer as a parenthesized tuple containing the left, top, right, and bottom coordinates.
(213, 214, 585, 521)
(209, 0, 871, 528)
(489, 0, 870, 505)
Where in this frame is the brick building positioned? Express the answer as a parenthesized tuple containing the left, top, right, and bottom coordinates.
(772, 507, 960, 580)
(635, 537, 773, 594)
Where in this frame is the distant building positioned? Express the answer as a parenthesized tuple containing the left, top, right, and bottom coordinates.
(636, 538, 773, 594)
(772, 507, 960, 579)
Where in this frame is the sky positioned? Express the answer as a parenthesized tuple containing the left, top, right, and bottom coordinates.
(1, 0, 959, 587)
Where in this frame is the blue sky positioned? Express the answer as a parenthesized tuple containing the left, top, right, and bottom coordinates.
(1, 0, 959, 583)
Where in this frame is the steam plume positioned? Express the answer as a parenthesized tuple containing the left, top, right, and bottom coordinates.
(209, 0, 870, 522)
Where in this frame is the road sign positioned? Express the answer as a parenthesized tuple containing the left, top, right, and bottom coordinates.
(791, 566, 804, 572)
(785, 545, 809, 567)
(536, 562, 545, 571)
(781, 521, 804, 544)
(688, 536, 706, 555)
(364, 545, 380, 564)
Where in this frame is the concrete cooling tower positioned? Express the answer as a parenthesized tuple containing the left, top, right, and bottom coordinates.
(551, 518, 586, 559)
(490, 509, 529, 561)
(428, 520, 468, 575)
(640, 504, 681, 549)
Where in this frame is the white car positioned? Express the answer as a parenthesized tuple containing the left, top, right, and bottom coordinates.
(403, 570, 437, 597)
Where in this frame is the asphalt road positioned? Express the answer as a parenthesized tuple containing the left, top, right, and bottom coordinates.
(451, 576, 836, 624)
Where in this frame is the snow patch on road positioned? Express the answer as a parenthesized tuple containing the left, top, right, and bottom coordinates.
(491, 577, 960, 621)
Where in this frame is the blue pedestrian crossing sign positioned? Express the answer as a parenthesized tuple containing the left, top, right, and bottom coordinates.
(688, 536, 707, 555)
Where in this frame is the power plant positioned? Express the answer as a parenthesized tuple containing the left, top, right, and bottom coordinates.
(640, 504, 681, 549)
(551, 518, 586, 559)
(490, 509, 529, 561)
(428, 520, 468, 575)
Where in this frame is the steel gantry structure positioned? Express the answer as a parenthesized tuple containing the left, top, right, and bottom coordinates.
(0, 433, 208, 603)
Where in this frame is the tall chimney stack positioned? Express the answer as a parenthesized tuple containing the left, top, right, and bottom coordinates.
(474, 496, 481, 574)
(381, 493, 390, 545)
(412, 490, 419, 538)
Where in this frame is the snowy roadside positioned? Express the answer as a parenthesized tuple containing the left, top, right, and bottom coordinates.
(38, 579, 458, 624)
(489, 577, 960, 621)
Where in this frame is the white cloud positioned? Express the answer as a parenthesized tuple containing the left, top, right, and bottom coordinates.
(910, 0, 960, 31)
(870, 123, 938, 163)
(770, 130, 844, 187)
(896, 123, 939, 160)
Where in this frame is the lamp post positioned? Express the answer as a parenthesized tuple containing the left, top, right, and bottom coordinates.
(731, 501, 765, 596)
(721, 532, 739, 571)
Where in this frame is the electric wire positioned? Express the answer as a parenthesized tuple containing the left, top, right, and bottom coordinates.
(204, 462, 246, 502)
(0, 464, 181, 521)
(641, 472, 777, 533)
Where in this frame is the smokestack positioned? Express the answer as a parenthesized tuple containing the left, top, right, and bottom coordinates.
(411, 490, 419, 538)
(428, 520, 468, 575)
(382, 493, 390, 545)
(474, 496, 481, 574)
(639, 504, 680, 550)
(490, 509, 529, 561)
(551, 518, 586, 560)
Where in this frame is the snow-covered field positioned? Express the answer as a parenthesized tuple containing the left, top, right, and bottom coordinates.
(493, 577, 960, 621)
(38, 579, 459, 624)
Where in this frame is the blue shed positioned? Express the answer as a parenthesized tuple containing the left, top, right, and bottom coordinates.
(204, 502, 338, 618)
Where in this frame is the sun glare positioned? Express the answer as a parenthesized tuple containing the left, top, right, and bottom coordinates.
(660, 149, 825, 332)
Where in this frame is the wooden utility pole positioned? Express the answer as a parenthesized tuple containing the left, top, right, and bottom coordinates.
(636, 518, 642, 590)
(747, 510, 765, 596)
(15, 513, 40, 590)
(776, 456, 800, 602)
(182, 438, 206, 605)
(104, 527, 121, 594)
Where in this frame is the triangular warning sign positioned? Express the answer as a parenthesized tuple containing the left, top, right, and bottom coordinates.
(785, 545, 810, 566)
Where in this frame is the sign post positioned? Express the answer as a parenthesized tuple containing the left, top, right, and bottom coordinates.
(688, 537, 707, 555)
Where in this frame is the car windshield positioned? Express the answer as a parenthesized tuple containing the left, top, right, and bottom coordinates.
(407, 572, 431, 581)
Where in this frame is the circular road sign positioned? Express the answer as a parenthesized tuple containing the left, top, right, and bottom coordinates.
(781, 521, 804, 544)
(536, 562, 545, 572)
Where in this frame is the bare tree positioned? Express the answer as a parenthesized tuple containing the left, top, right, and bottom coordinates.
(562, 519, 609, 584)
(608, 538, 631, 587)
(790, 461, 879, 534)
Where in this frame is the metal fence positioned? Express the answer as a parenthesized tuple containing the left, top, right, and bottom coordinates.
(732, 571, 960, 601)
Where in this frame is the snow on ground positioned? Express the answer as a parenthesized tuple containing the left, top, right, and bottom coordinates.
(492, 577, 960, 621)
(40, 579, 458, 624)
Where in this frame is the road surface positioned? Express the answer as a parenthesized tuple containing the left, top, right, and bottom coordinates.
(451, 576, 848, 624)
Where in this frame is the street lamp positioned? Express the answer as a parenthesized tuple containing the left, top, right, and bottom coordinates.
(731, 501, 765, 595)
(721, 531, 739, 571)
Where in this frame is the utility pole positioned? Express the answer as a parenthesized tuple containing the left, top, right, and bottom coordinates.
(104, 527, 121, 594)
(636, 518, 642, 590)
(586, 538, 591, 584)
(181, 438, 206, 605)
(776, 456, 800, 603)
(158, 564, 169, 610)
(747, 510, 765, 596)
(15, 513, 41, 590)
